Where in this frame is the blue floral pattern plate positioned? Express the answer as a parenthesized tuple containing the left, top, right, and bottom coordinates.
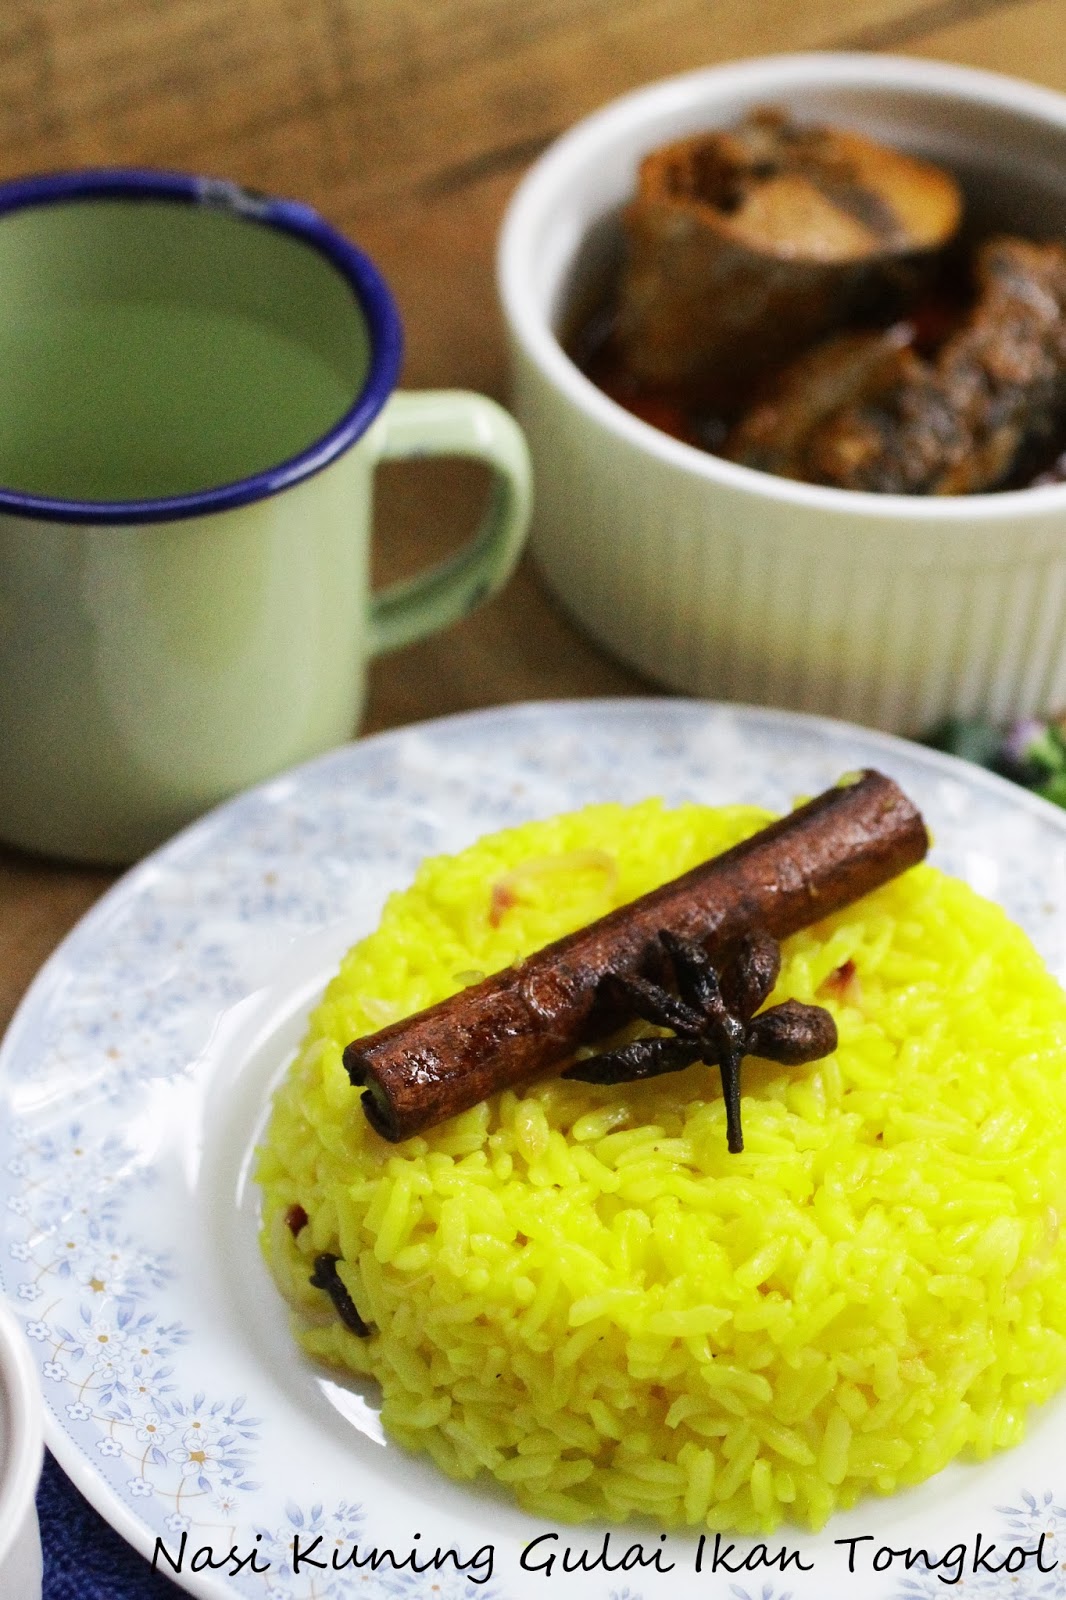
(2, 700, 1066, 1600)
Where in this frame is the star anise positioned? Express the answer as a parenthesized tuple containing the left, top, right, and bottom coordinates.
(562, 929, 837, 1153)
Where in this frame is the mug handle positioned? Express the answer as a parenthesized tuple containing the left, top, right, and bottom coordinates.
(364, 390, 532, 657)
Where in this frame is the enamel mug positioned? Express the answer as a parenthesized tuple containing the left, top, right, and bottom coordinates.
(0, 169, 532, 864)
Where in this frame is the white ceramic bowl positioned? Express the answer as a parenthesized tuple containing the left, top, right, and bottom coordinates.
(0, 1296, 42, 1600)
(499, 54, 1066, 735)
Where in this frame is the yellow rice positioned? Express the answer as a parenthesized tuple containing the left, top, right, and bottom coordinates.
(256, 798, 1066, 1533)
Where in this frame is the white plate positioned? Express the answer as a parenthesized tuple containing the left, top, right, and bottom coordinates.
(3, 699, 1066, 1600)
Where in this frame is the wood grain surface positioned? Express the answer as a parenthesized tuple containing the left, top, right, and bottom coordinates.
(0, 0, 1059, 1028)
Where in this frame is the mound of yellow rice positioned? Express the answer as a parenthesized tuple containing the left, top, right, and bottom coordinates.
(257, 799, 1066, 1533)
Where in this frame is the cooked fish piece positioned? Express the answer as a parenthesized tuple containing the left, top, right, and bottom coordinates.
(721, 322, 917, 476)
(616, 107, 962, 407)
(727, 236, 1066, 494)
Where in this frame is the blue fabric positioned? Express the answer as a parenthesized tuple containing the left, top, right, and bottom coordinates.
(38, 1451, 178, 1598)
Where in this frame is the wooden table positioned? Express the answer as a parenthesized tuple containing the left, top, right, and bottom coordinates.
(1, 0, 1064, 1029)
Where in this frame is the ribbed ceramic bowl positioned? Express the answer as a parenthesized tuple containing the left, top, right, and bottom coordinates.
(0, 1296, 43, 1600)
(498, 54, 1066, 735)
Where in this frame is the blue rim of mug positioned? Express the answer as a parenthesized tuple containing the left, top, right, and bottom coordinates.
(0, 167, 405, 526)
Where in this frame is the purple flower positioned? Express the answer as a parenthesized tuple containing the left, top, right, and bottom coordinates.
(1002, 718, 1051, 766)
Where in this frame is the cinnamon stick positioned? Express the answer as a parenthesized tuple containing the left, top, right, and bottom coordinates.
(343, 770, 928, 1142)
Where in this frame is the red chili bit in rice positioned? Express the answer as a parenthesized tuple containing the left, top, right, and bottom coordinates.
(285, 1203, 309, 1235)
(488, 850, 619, 928)
(819, 957, 862, 1006)
(488, 881, 519, 928)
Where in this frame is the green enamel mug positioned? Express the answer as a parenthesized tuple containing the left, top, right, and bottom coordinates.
(0, 170, 532, 864)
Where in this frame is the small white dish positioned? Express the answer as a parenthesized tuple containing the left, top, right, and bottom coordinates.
(0, 1295, 43, 1600)
(2, 700, 1066, 1600)
(499, 55, 1066, 734)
